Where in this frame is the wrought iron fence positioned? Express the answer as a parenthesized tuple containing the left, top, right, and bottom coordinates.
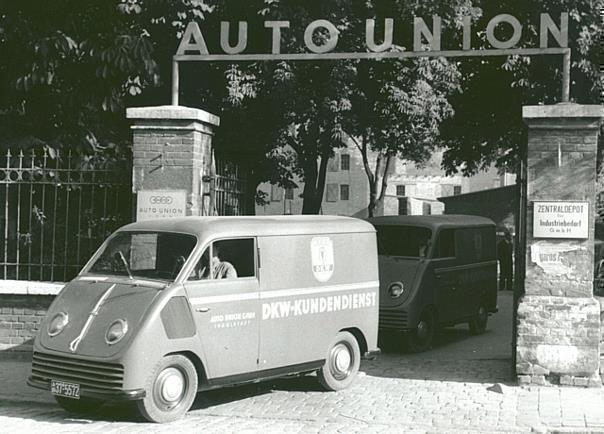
(214, 160, 247, 216)
(0, 148, 133, 282)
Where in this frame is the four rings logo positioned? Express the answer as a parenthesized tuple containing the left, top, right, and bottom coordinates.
(149, 196, 173, 204)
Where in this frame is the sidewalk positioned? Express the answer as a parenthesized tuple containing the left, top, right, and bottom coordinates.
(1, 354, 603, 433)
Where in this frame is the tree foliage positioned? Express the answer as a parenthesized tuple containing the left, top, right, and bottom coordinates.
(440, 0, 603, 175)
(0, 0, 212, 155)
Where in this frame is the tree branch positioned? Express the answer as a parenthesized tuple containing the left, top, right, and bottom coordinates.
(359, 134, 374, 185)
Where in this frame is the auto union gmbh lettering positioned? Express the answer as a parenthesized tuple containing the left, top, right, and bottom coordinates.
(311, 237, 335, 282)
(136, 189, 187, 221)
(210, 311, 256, 329)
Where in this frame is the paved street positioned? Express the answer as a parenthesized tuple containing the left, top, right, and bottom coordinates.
(1, 292, 604, 433)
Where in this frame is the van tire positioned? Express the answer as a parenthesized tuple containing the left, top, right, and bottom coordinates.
(55, 396, 103, 414)
(318, 331, 360, 391)
(407, 308, 435, 353)
(469, 303, 488, 335)
(137, 354, 198, 423)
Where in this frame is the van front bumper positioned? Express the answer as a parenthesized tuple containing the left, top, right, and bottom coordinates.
(27, 376, 145, 401)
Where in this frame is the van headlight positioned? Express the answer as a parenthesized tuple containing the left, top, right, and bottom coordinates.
(388, 282, 404, 298)
(105, 319, 128, 345)
(47, 312, 69, 337)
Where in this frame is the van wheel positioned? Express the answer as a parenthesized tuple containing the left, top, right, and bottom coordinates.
(137, 354, 198, 423)
(318, 331, 360, 391)
(55, 396, 103, 414)
(469, 303, 488, 335)
(407, 309, 435, 353)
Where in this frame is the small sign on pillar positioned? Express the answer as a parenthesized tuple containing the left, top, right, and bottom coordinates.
(532, 200, 589, 239)
(136, 190, 188, 221)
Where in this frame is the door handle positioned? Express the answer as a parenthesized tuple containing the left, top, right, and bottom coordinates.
(196, 307, 210, 313)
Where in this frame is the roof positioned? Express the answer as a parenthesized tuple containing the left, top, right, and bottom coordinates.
(367, 214, 495, 230)
(438, 185, 517, 202)
(117, 215, 375, 238)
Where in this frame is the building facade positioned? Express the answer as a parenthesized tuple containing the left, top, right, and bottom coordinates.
(256, 145, 515, 217)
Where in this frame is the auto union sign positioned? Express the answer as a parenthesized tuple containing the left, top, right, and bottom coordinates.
(171, 12, 570, 104)
(175, 13, 568, 58)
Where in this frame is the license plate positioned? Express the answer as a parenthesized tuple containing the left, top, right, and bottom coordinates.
(51, 380, 80, 399)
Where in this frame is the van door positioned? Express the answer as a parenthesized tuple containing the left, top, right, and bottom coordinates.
(184, 238, 260, 379)
(431, 228, 460, 324)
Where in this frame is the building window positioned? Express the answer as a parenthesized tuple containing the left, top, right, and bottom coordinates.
(453, 185, 462, 196)
(340, 184, 350, 201)
(285, 187, 294, 200)
(270, 184, 283, 202)
(396, 185, 406, 197)
(341, 154, 350, 171)
(327, 156, 339, 172)
(398, 198, 408, 215)
(326, 184, 338, 202)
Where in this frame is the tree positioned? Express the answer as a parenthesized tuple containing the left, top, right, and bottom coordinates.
(0, 0, 211, 156)
(344, 57, 461, 217)
(440, 0, 603, 176)
(199, 0, 468, 215)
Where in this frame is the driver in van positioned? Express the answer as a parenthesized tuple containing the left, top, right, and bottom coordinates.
(418, 234, 430, 258)
(192, 245, 237, 280)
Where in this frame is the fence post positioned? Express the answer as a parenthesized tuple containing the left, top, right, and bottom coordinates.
(126, 106, 220, 219)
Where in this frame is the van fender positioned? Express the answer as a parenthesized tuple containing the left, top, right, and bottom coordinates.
(164, 350, 208, 388)
(341, 327, 380, 360)
(120, 286, 208, 390)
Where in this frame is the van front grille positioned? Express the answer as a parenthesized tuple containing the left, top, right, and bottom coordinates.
(31, 351, 124, 391)
(379, 309, 408, 330)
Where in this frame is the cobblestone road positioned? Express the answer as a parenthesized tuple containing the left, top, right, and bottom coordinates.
(1, 292, 603, 433)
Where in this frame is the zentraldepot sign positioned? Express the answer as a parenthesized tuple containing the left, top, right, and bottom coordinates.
(533, 201, 589, 239)
(175, 13, 568, 60)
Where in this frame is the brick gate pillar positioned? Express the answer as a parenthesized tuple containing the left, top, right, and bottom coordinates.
(517, 103, 603, 386)
(126, 106, 220, 219)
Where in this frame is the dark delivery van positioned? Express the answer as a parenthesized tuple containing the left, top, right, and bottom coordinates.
(368, 215, 498, 352)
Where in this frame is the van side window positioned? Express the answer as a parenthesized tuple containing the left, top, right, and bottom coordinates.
(434, 229, 456, 258)
(375, 226, 432, 258)
(189, 238, 256, 281)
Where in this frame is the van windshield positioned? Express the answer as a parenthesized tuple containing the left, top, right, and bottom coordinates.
(87, 231, 197, 281)
(375, 225, 432, 258)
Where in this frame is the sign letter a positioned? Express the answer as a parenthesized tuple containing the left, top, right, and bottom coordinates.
(176, 22, 209, 55)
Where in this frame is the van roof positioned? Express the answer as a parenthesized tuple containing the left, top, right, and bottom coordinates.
(118, 215, 375, 238)
(368, 214, 495, 230)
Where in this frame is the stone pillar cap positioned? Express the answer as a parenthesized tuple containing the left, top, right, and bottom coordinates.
(523, 103, 604, 120)
(126, 105, 220, 127)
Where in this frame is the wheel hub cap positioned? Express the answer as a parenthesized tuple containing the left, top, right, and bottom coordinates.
(158, 368, 185, 404)
(334, 347, 351, 372)
(417, 321, 428, 339)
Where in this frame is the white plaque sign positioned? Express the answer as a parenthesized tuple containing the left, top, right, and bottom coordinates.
(137, 190, 187, 221)
(532, 201, 589, 239)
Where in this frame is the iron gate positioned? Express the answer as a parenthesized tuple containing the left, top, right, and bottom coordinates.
(213, 159, 247, 216)
(0, 147, 132, 282)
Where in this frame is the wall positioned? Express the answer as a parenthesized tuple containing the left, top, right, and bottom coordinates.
(0, 281, 62, 353)
(0, 295, 54, 353)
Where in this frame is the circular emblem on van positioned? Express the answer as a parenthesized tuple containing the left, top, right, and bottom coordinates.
(311, 237, 335, 282)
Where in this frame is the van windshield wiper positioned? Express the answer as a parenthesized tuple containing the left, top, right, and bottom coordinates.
(115, 251, 134, 280)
